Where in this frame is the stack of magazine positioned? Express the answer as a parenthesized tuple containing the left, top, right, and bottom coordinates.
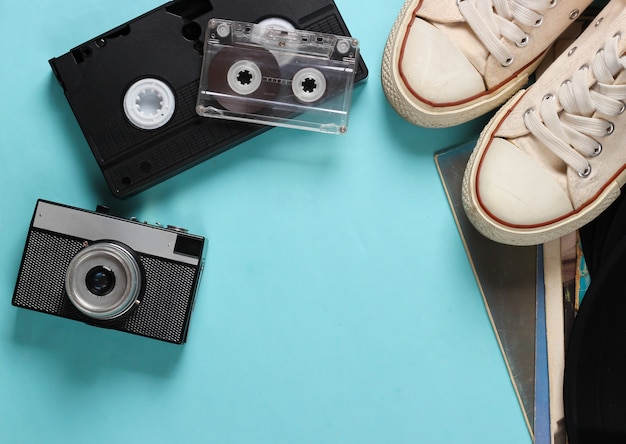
(435, 141, 590, 444)
(433, 9, 605, 440)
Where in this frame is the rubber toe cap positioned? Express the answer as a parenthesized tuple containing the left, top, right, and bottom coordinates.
(477, 138, 574, 226)
(401, 18, 485, 104)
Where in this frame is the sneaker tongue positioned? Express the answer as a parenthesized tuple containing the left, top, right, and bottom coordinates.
(617, 69, 626, 88)
(417, 0, 489, 76)
(416, 8, 490, 78)
(416, 0, 464, 23)
(433, 22, 490, 77)
(495, 90, 535, 138)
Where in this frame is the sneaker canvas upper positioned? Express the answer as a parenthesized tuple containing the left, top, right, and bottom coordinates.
(463, 0, 626, 245)
(382, 0, 595, 127)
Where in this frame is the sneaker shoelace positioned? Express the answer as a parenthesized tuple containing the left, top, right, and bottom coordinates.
(458, 0, 556, 66)
(524, 33, 626, 177)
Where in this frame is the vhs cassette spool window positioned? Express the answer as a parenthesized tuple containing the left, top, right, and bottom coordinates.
(196, 19, 359, 134)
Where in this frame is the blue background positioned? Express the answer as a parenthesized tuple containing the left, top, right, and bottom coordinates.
(0, 0, 530, 442)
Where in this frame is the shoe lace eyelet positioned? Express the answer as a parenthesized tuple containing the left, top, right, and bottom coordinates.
(595, 17, 604, 27)
(543, 93, 554, 102)
(534, 15, 544, 27)
(618, 101, 626, 115)
(502, 56, 514, 67)
(567, 46, 577, 57)
(579, 165, 592, 178)
(592, 143, 602, 157)
(549, 0, 557, 7)
(606, 122, 615, 135)
(516, 34, 530, 47)
(569, 9, 580, 21)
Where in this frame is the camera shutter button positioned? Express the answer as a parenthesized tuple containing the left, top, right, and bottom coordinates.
(166, 225, 188, 233)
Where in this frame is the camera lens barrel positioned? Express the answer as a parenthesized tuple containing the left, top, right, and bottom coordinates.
(65, 242, 144, 320)
(85, 266, 116, 296)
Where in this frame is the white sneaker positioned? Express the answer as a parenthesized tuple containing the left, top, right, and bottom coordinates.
(463, 0, 626, 245)
(382, 0, 594, 127)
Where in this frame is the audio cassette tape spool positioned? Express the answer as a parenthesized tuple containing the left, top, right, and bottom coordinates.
(291, 68, 327, 103)
(123, 78, 176, 130)
(208, 46, 281, 114)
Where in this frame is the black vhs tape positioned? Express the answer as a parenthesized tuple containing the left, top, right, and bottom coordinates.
(49, 0, 368, 198)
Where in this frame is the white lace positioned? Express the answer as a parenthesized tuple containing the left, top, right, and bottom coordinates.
(524, 33, 626, 177)
(457, 0, 556, 66)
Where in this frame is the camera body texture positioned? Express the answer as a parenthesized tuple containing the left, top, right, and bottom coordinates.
(12, 200, 206, 344)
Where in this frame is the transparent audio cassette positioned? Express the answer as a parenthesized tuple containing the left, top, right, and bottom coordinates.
(196, 19, 359, 134)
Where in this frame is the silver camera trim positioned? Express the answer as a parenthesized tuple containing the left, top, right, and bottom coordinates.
(32, 201, 201, 266)
(65, 242, 143, 320)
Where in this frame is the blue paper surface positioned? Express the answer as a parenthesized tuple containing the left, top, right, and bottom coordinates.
(0, 1, 530, 442)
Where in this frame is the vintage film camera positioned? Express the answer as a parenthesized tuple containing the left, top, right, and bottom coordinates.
(12, 200, 206, 344)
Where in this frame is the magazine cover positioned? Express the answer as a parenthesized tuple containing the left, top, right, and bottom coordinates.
(435, 141, 592, 442)
(435, 141, 537, 438)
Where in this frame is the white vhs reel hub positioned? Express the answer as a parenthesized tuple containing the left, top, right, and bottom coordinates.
(124, 78, 176, 130)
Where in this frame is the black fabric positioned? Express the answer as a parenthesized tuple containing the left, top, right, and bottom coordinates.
(579, 192, 626, 277)
(565, 192, 626, 443)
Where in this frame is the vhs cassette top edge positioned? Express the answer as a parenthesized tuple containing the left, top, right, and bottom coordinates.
(207, 19, 359, 61)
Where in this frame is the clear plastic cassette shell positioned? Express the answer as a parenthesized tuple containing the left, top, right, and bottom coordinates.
(196, 19, 359, 134)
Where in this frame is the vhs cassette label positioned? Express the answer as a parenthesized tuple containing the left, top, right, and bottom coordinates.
(196, 19, 359, 134)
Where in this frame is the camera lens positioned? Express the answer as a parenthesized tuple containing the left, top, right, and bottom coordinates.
(85, 266, 116, 296)
(65, 242, 144, 320)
